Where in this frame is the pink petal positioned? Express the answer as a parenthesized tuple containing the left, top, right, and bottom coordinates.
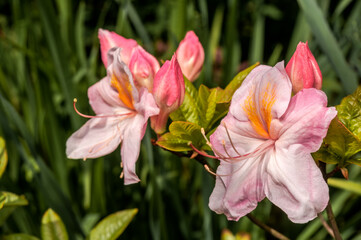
(88, 77, 127, 115)
(210, 114, 266, 157)
(276, 88, 337, 152)
(66, 117, 122, 159)
(264, 147, 329, 223)
(209, 154, 267, 220)
(121, 114, 145, 185)
(98, 29, 138, 67)
(229, 62, 292, 139)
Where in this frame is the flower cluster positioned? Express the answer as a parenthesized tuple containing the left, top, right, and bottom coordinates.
(67, 29, 336, 224)
(66, 29, 204, 184)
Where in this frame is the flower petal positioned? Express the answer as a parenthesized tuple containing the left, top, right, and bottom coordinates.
(210, 114, 266, 158)
(98, 29, 138, 67)
(66, 117, 122, 159)
(276, 88, 337, 152)
(209, 154, 267, 221)
(88, 77, 128, 115)
(121, 114, 145, 185)
(230, 62, 292, 139)
(264, 147, 329, 223)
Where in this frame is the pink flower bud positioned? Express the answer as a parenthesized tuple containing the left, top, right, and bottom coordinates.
(98, 29, 138, 67)
(128, 46, 160, 92)
(151, 54, 185, 134)
(176, 31, 205, 82)
(286, 42, 322, 93)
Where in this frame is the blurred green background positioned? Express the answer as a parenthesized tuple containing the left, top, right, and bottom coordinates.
(0, 0, 360, 239)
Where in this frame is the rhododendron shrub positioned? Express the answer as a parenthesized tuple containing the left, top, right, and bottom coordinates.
(66, 30, 360, 238)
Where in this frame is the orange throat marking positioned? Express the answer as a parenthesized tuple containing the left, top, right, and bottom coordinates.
(111, 74, 135, 110)
(242, 83, 276, 139)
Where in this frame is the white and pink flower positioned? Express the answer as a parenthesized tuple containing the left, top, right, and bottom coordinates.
(208, 62, 336, 223)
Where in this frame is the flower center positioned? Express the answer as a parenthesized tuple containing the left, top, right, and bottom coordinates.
(243, 83, 276, 139)
(111, 74, 135, 110)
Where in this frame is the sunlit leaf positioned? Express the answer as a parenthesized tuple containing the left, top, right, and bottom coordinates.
(0, 192, 28, 226)
(170, 79, 201, 125)
(220, 63, 259, 103)
(90, 209, 138, 240)
(312, 118, 361, 166)
(41, 209, 69, 240)
(2, 234, 40, 240)
(157, 121, 209, 152)
(0, 137, 7, 178)
(336, 86, 361, 139)
(328, 178, 361, 196)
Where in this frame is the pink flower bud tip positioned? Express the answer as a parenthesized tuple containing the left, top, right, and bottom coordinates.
(286, 41, 322, 93)
(98, 28, 138, 67)
(151, 54, 185, 134)
(129, 46, 160, 92)
(176, 31, 205, 82)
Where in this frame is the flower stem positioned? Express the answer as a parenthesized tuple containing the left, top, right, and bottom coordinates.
(317, 213, 335, 238)
(246, 214, 290, 240)
(319, 162, 343, 240)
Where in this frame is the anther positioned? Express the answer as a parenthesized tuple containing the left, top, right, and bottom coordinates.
(204, 165, 217, 176)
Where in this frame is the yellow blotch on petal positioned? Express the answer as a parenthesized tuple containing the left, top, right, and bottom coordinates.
(111, 74, 134, 110)
(243, 83, 276, 139)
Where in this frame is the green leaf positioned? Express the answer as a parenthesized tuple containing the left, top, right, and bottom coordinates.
(90, 209, 138, 240)
(1, 234, 40, 240)
(312, 118, 361, 166)
(157, 122, 209, 152)
(205, 89, 218, 127)
(328, 178, 361, 196)
(156, 133, 191, 152)
(0, 192, 28, 226)
(336, 86, 361, 139)
(220, 63, 259, 103)
(0, 137, 8, 178)
(41, 209, 69, 240)
(170, 79, 201, 125)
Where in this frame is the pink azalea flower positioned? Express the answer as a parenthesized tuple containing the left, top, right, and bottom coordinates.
(208, 62, 336, 223)
(98, 29, 138, 67)
(66, 48, 159, 185)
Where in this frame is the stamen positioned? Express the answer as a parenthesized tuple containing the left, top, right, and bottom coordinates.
(221, 140, 233, 159)
(120, 171, 124, 179)
(204, 165, 217, 176)
(73, 98, 134, 119)
(200, 128, 228, 159)
(223, 122, 241, 155)
(189, 139, 274, 163)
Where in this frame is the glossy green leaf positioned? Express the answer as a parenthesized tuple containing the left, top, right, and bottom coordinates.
(336, 86, 361, 139)
(170, 79, 201, 125)
(0, 137, 8, 178)
(328, 178, 361, 196)
(312, 118, 361, 166)
(90, 209, 138, 240)
(2, 234, 40, 240)
(157, 121, 209, 152)
(205, 89, 218, 127)
(156, 132, 192, 152)
(220, 63, 259, 103)
(41, 209, 69, 240)
(0, 192, 28, 226)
